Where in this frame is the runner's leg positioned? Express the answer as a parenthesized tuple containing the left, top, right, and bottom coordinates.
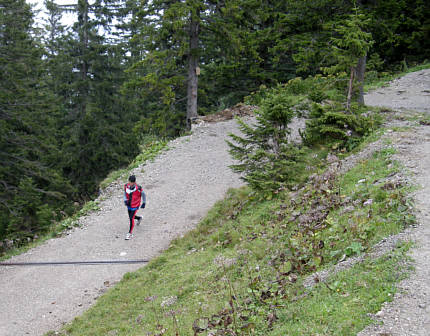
(128, 209, 137, 233)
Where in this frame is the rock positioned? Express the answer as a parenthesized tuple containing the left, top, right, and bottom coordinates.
(326, 153, 339, 163)
(186, 248, 197, 255)
(375, 310, 384, 317)
(340, 205, 355, 215)
(213, 255, 237, 268)
(363, 199, 373, 206)
(160, 296, 177, 308)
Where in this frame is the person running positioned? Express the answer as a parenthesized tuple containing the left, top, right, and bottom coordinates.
(124, 175, 146, 240)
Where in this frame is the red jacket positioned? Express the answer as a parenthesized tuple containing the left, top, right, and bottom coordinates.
(124, 183, 146, 209)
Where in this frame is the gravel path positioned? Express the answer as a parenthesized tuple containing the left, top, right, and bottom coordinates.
(0, 114, 303, 336)
(357, 69, 430, 336)
(0, 119, 249, 336)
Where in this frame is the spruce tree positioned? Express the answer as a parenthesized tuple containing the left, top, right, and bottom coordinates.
(44, 0, 141, 196)
(227, 92, 306, 194)
(0, 0, 71, 240)
(125, 0, 208, 135)
(322, 6, 373, 110)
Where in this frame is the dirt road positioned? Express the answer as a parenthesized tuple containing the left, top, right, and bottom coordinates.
(0, 119, 250, 336)
(358, 69, 430, 335)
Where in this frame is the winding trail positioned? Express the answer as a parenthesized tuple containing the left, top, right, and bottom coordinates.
(358, 69, 430, 336)
(0, 120, 249, 336)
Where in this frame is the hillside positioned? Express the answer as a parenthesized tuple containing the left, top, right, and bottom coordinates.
(0, 116, 251, 336)
(0, 69, 429, 336)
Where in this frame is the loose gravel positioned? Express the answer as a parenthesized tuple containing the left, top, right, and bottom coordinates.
(357, 69, 430, 336)
(0, 113, 303, 336)
(0, 118, 245, 336)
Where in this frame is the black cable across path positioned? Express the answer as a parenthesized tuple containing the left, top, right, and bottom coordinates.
(0, 259, 149, 266)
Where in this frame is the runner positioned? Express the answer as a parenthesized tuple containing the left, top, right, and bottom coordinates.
(124, 175, 146, 240)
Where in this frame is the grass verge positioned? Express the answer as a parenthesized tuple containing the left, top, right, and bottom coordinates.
(270, 242, 412, 335)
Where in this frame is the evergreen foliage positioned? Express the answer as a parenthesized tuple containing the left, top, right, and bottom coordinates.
(228, 92, 308, 194)
(0, 0, 428, 246)
(123, 0, 205, 137)
(322, 8, 373, 76)
(0, 0, 73, 240)
(322, 6, 373, 109)
(229, 73, 380, 195)
(43, 0, 141, 196)
(362, 0, 430, 65)
(301, 102, 379, 150)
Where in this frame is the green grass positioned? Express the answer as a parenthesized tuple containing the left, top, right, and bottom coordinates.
(47, 66, 427, 334)
(50, 134, 414, 335)
(270, 243, 412, 336)
(320, 148, 414, 265)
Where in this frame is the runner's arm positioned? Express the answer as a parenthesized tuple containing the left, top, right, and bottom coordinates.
(124, 185, 128, 205)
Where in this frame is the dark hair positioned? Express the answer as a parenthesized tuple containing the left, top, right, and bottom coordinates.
(128, 175, 136, 182)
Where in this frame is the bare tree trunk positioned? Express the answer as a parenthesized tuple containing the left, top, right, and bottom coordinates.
(77, 0, 89, 119)
(78, 0, 89, 81)
(346, 66, 355, 112)
(355, 55, 367, 105)
(186, 8, 199, 131)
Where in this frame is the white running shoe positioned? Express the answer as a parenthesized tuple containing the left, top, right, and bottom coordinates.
(125, 233, 133, 240)
(136, 217, 142, 226)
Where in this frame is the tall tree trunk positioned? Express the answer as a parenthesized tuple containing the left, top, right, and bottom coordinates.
(355, 55, 367, 105)
(186, 8, 199, 130)
(78, 0, 89, 119)
(346, 66, 355, 112)
(352, 0, 366, 106)
(78, 0, 89, 81)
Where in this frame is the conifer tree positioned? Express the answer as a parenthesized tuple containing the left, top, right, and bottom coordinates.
(227, 93, 305, 194)
(0, 0, 71, 239)
(125, 0, 208, 135)
(47, 0, 141, 195)
(322, 6, 373, 110)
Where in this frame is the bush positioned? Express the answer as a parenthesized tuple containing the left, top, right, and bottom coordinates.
(301, 102, 380, 150)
